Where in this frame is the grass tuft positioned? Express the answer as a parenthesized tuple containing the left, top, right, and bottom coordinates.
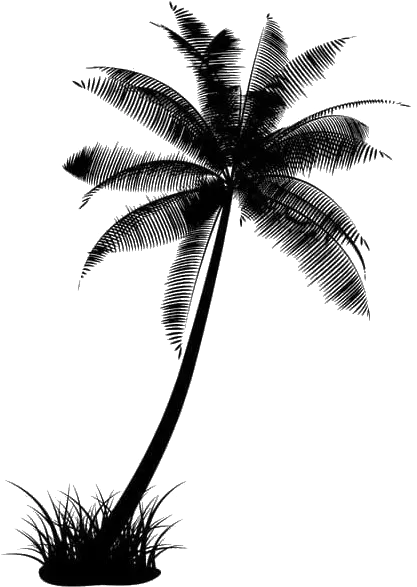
(6, 481, 184, 586)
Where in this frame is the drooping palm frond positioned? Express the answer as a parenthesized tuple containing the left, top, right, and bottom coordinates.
(239, 177, 369, 316)
(238, 98, 407, 171)
(161, 210, 220, 356)
(73, 67, 224, 170)
(249, 114, 386, 176)
(64, 143, 219, 208)
(80, 180, 224, 280)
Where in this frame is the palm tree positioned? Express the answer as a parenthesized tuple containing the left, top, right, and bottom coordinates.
(64, 2, 405, 565)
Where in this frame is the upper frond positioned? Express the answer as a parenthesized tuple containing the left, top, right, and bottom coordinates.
(155, 14, 242, 160)
(244, 37, 350, 137)
(161, 210, 220, 356)
(169, 4, 212, 50)
(73, 67, 224, 170)
(80, 180, 224, 280)
(247, 15, 288, 93)
(239, 178, 369, 316)
(197, 29, 243, 158)
(64, 143, 219, 208)
(291, 99, 410, 125)
(239, 15, 288, 138)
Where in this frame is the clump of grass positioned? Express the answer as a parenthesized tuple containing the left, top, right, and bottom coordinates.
(6, 481, 184, 586)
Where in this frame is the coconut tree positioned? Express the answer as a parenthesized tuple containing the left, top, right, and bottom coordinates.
(22, 3, 406, 584)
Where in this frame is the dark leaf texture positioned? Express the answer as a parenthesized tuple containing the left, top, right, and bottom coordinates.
(64, 143, 218, 208)
(262, 98, 408, 151)
(197, 29, 242, 156)
(239, 177, 369, 316)
(155, 17, 242, 160)
(169, 4, 212, 51)
(240, 15, 288, 137)
(240, 34, 350, 137)
(74, 67, 223, 170)
(72, 7, 405, 331)
(161, 210, 220, 355)
(80, 180, 224, 279)
(249, 114, 385, 175)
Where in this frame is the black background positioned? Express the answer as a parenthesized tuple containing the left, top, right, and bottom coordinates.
(3, 2, 415, 585)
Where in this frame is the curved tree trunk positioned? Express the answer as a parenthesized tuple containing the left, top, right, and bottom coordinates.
(96, 192, 233, 552)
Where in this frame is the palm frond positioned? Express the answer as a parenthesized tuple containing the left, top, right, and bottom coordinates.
(73, 67, 223, 170)
(152, 4, 211, 63)
(239, 178, 369, 316)
(197, 30, 243, 159)
(258, 98, 410, 149)
(241, 174, 368, 270)
(64, 143, 219, 208)
(256, 114, 386, 175)
(169, 3, 211, 50)
(80, 180, 224, 280)
(244, 19, 353, 137)
(240, 14, 288, 138)
(152, 21, 204, 63)
(274, 37, 353, 107)
(154, 14, 242, 159)
(161, 210, 220, 356)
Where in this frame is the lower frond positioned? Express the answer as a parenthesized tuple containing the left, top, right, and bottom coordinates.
(80, 181, 223, 281)
(239, 179, 369, 316)
(161, 210, 220, 356)
(64, 144, 218, 208)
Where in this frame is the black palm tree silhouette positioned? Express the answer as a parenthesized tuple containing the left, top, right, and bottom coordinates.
(64, 3, 405, 559)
